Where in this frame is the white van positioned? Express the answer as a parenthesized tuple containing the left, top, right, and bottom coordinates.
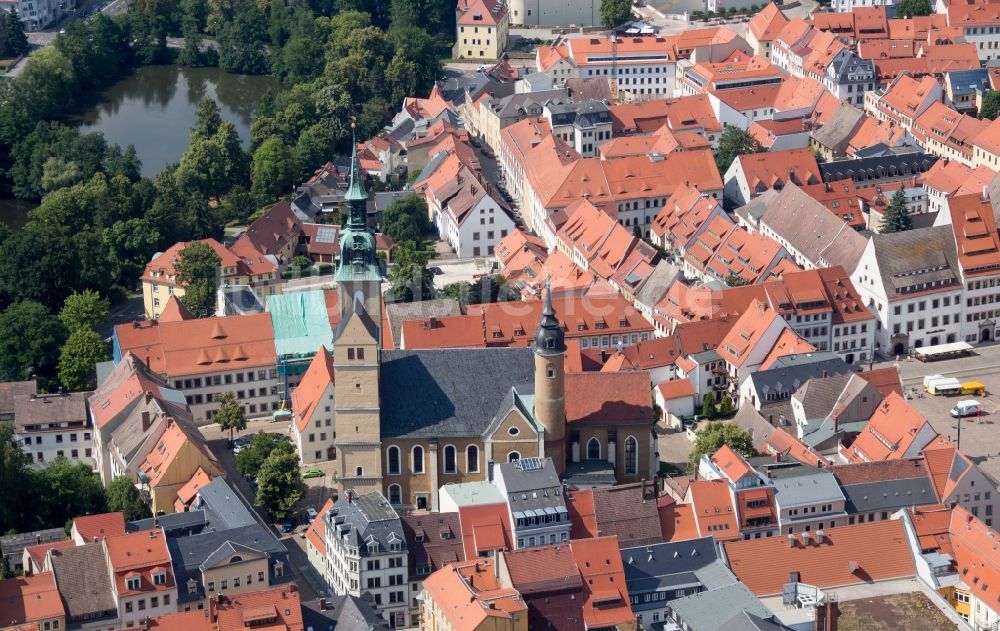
(951, 400, 982, 418)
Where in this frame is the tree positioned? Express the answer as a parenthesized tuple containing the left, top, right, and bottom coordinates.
(214, 391, 247, 441)
(106, 475, 152, 521)
(600, 0, 632, 28)
(0, 422, 32, 534)
(387, 241, 434, 303)
(881, 186, 912, 233)
(251, 136, 299, 201)
(981, 90, 1000, 121)
(33, 457, 107, 529)
(174, 242, 221, 316)
(255, 449, 304, 519)
(719, 394, 735, 417)
(687, 421, 756, 473)
(14, 47, 76, 121)
(382, 193, 430, 244)
(192, 97, 223, 140)
(896, 0, 932, 17)
(724, 274, 748, 287)
(0, 301, 68, 390)
(218, 3, 269, 74)
(236, 432, 292, 476)
(58, 329, 110, 391)
(59, 290, 110, 333)
(104, 218, 161, 289)
(716, 126, 765, 172)
(701, 392, 716, 420)
(1, 10, 29, 58)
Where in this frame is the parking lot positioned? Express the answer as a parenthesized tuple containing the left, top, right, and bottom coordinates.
(885, 344, 1000, 480)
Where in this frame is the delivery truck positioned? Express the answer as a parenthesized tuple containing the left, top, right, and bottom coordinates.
(951, 400, 983, 418)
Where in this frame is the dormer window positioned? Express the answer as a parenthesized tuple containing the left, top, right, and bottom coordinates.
(153, 572, 167, 586)
(127, 577, 141, 591)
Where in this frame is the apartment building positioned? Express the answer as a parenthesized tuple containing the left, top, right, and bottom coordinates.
(760, 461, 849, 534)
(13, 391, 93, 467)
(104, 529, 178, 628)
(493, 457, 571, 549)
(323, 491, 408, 628)
(456, 0, 510, 60)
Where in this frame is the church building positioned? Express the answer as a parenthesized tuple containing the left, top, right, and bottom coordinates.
(290, 129, 657, 510)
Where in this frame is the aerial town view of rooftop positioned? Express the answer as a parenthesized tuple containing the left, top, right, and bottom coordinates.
(7, 0, 1000, 628)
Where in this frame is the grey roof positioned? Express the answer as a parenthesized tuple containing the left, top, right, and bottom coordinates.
(168, 523, 290, 603)
(493, 90, 570, 119)
(621, 537, 736, 609)
(546, 100, 611, 129)
(565, 77, 612, 102)
(497, 457, 561, 494)
(0, 380, 36, 417)
(385, 298, 462, 346)
(744, 355, 853, 405)
(946, 68, 990, 97)
(759, 184, 868, 271)
(634, 261, 681, 309)
(828, 49, 875, 84)
(668, 581, 774, 631)
(371, 191, 411, 214)
(14, 391, 90, 427)
(731, 406, 777, 451)
(733, 189, 780, 229)
(128, 509, 208, 533)
(301, 595, 390, 631)
(718, 611, 793, 631)
(793, 374, 853, 421)
(810, 103, 865, 153)
(838, 478, 936, 513)
(0, 528, 65, 564)
(819, 152, 938, 184)
(870, 225, 961, 297)
(560, 459, 619, 488)
(192, 476, 259, 530)
(48, 542, 117, 621)
(440, 481, 506, 507)
(326, 491, 405, 558)
(766, 465, 845, 509)
(379, 348, 535, 438)
(334, 293, 380, 344)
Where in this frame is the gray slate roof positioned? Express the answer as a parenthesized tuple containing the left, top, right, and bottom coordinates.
(810, 103, 865, 154)
(668, 581, 774, 631)
(193, 476, 259, 530)
(733, 189, 780, 230)
(766, 465, 845, 509)
(870, 225, 960, 297)
(0, 528, 65, 566)
(718, 611, 793, 631)
(379, 348, 536, 438)
(837, 478, 936, 513)
(819, 152, 938, 184)
(828, 49, 875, 84)
(493, 90, 570, 118)
(758, 184, 868, 271)
(14, 391, 90, 427)
(634, 261, 681, 310)
(48, 542, 117, 621)
(744, 355, 853, 406)
(327, 492, 406, 558)
(0, 380, 36, 418)
(621, 537, 736, 609)
(301, 595, 390, 631)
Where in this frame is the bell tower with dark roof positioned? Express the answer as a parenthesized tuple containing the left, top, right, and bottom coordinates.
(533, 279, 567, 474)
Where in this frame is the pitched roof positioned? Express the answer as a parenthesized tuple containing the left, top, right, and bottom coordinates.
(848, 392, 934, 463)
(948, 193, 1000, 276)
(564, 372, 653, 426)
(948, 506, 1000, 614)
(765, 426, 831, 467)
(725, 520, 916, 596)
(423, 558, 526, 631)
(688, 479, 741, 541)
(0, 572, 65, 625)
(401, 513, 464, 581)
(48, 543, 116, 620)
(749, 2, 789, 42)
(570, 537, 635, 629)
(292, 346, 334, 432)
(590, 483, 662, 548)
(73, 512, 126, 543)
(856, 366, 903, 398)
(158, 296, 193, 322)
(716, 300, 785, 369)
(458, 503, 514, 559)
(13, 391, 89, 428)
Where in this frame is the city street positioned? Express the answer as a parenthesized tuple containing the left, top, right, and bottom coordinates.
(198, 417, 330, 601)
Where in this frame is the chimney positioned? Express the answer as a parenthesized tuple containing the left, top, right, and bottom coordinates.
(144, 390, 153, 404)
(319, 598, 326, 611)
(816, 599, 839, 631)
(787, 533, 797, 548)
(141, 411, 152, 432)
(816, 529, 825, 544)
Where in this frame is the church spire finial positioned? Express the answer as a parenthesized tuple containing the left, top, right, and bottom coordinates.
(534, 275, 565, 355)
(345, 118, 367, 222)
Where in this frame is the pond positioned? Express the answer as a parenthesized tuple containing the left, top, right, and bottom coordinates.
(74, 65, 281, 178)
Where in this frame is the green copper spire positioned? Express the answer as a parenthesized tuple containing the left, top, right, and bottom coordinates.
(336, 121, 381, 283)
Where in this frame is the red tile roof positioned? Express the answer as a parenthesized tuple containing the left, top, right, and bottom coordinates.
(458, 503, 513, 559)
(848, 392, 934, 463)
(173, 467, 214, 511)
(23, 540, 73, 573)
(908, 503, 953, 554)
(949, 505, 1000, 612)
(948, 193, 1000, 276)
(305, 498, 335, 558)
(292, 346, 334, 432)
(688, 479, 741, 541)
(570, 537, 634, 629)
(104, 529, 174, 596)
(0, 572, 65, 624)
(213, 586, 303, 631)
(717, 300, 784, 369)
(765, 427, 831, 467)
(423, 558, 526, 631)
(749, 2, 789, 42)
(710, 445, 755, 485)
(565, 372, 653, 426)
(856, 366, 904, 398)
(724, 520, 916, 596)
(73, 512, 126, 543)
(566, 488, 599, 540)
(734, 147, 821, 193)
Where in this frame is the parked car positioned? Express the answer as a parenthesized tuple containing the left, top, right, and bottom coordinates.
(429, 266, 443, 275)
(306, 507, 318, 522)
(303, 468, 323, 479)
(281, 519, 295, 534)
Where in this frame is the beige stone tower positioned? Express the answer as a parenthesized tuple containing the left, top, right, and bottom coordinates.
(533, 280, 567, 474)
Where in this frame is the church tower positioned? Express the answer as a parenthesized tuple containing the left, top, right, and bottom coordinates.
(332, 123, 384, 494)
(533, 280, 567, 474)
(336, 123, 383, 345)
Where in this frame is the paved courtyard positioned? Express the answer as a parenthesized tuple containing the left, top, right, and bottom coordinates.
(878, 343, 1000, 481)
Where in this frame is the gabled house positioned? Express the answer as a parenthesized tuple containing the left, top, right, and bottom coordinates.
(716, 300, 791, 391)
(922, 435, 1000, 528)
(291, 346, 336, 465)
(723, 147, 822, 208)
(104, 529, 177, 627)
(846, 392, 938, 463)
(790, 372, 884, 451)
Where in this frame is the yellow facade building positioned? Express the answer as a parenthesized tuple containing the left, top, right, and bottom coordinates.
(456, 0, 510, 61)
